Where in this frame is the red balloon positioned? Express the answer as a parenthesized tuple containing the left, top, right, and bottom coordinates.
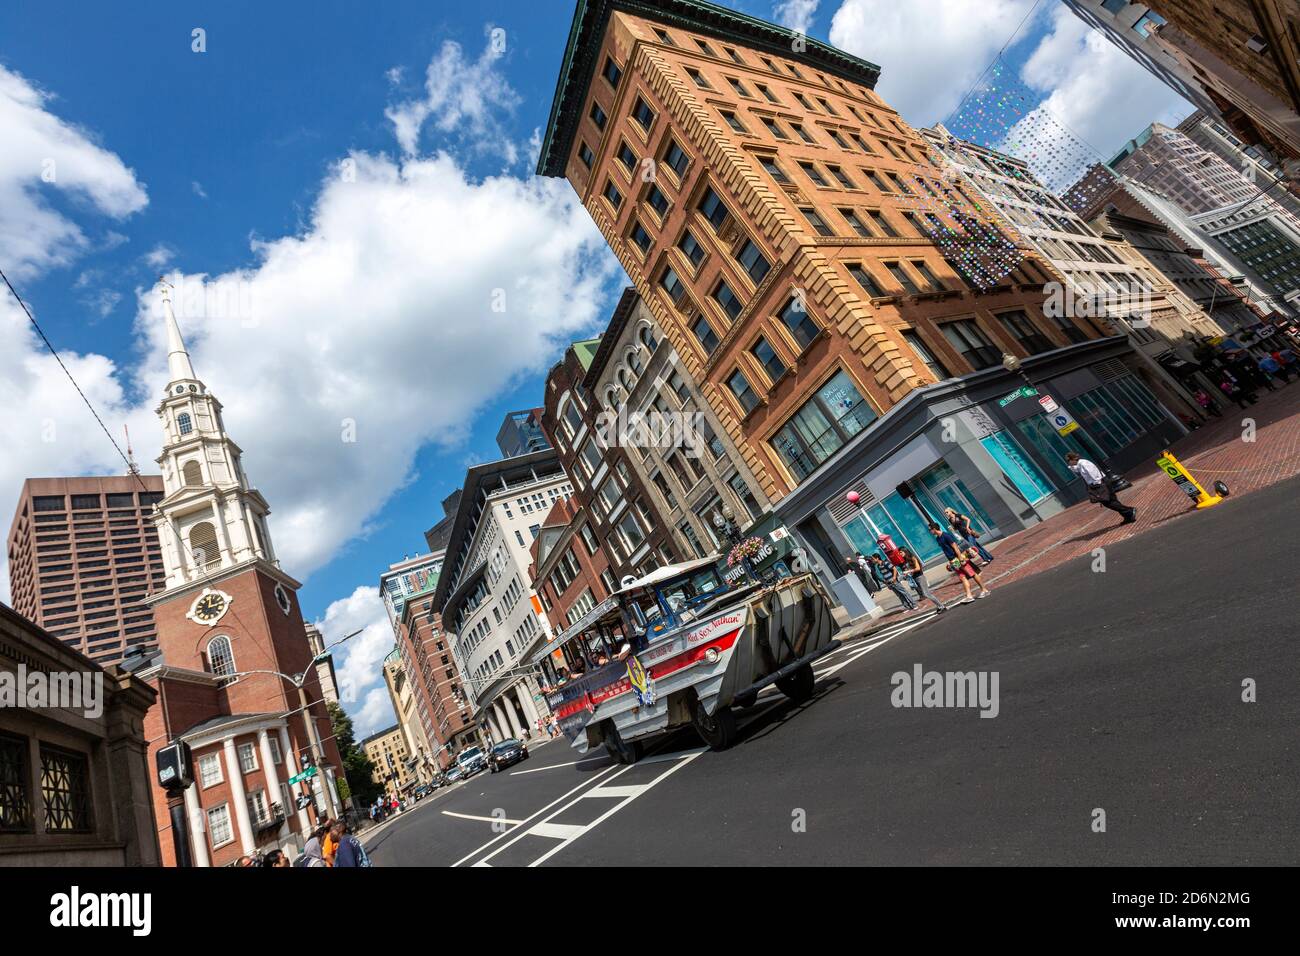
(846, 490, 860, 505)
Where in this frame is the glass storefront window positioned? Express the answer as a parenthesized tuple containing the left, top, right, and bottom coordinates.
(980, 432, 1054, 504)
(771, 370, 878, 481)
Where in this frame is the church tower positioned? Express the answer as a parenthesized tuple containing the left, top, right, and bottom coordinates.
(142, 283, 342, 865)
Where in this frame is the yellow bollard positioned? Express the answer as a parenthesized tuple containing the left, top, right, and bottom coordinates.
(1155, 450, 1224, 509)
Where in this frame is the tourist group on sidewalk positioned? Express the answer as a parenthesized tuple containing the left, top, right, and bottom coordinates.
(845, 505, 993, 616)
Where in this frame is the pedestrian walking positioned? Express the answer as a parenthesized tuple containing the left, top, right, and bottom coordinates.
(1066, 452, 1136, 525)
(927, 522, 990, 601)
(845, 554, 877, 593)
(331, 821, 373, 868)
(1192, 388, 1222, 417)
(869, 554, 916, 611)
(899, 547, 945, 613)
(1258, 353, 1285, 387)
(943, 507, 992, 563)
(1218, 375, 1256, 408)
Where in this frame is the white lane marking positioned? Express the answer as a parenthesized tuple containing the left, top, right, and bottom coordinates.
(527, 751, 704, 868)
(815, 618, 933, 679)
(470, 743, 702, 868)
(633, 746, 707, 765)
(451, 760, 624, 867)
(530, 821, 588, 840)
(441, 810, 525, 825)
(585, 784, 648, 799)
(510, 757, 608, 776)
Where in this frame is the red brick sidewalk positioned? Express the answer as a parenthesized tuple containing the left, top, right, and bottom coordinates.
(886, 382, 1300, 609)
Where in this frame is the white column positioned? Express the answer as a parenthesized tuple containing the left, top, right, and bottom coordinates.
(222, 737, 256, 854)
(516, 682, 540, 730)
(501, 692, 524, 739)
(257, 729, 283, 830)
(182, 780, 211, 868)
(279, 726, 311, 835)
(488, 706, 505, 743)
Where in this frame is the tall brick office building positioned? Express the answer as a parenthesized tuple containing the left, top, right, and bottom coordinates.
(537, 0, 1075, 505)
(537, 0, 1186, 582)
(7, 476, 166, 666)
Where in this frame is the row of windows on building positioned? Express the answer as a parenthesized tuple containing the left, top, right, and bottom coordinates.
(29, 492, 164, 512)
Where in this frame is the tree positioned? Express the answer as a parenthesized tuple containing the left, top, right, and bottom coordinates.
(328, 701, 383, 806)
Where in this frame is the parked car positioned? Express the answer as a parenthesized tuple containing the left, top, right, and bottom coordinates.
(488, 738, 529, 773)
(455, 746, 488, 778)
(445, 765, 464, 783)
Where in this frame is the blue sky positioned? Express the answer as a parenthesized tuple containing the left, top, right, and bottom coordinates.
(0, 0, 1191, 734)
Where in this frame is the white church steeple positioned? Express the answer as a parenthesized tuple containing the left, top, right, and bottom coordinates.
(159, 280, 197, 385)
(150, 281, 279, 592)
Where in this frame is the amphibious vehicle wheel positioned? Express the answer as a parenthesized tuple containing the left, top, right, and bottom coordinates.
(603, 722, 641, 765)
(692, 700, 737, 751)
(776, 663, 816, 704)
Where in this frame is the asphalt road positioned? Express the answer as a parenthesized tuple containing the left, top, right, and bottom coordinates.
(367, 474, 1300, 866)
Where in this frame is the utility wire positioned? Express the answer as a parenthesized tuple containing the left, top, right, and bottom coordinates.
(0, 264, 150, 492)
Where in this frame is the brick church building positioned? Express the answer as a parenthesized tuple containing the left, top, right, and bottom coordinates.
(136, 285, 343, 866)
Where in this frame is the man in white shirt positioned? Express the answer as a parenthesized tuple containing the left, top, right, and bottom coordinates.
(1066, 452, 1136, 524)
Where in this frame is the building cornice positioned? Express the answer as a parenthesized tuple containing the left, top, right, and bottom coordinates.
(538, 0, 882, 177)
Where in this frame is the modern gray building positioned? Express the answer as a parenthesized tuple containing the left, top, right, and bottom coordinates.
(774, 335, 1185, 584)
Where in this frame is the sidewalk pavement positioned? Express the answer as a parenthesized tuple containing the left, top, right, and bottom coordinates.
(857, 381, 1300, 620)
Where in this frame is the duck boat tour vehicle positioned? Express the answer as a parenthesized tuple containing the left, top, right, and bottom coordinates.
(530, 556, 840, 763)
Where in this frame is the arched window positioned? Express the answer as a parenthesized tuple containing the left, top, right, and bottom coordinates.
(558, 394, 583, 439)
(639, 325, 658, 352)
(618, 368, 632, 391)
(205, 635, 236, 679)
(189, 521, 218, 569)
(605, 387, 619, 413)
(182, 460, 203, 487)
(177, 412, 193, 435)
(627, 348, 643, 374)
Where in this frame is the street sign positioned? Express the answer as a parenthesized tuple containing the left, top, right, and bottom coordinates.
(1050, 408, 1079, 436)
(997, 385, 1038, 407)
(288, 766, 319, 785)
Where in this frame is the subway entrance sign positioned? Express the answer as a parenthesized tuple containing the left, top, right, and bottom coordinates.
(1156, 450, 1225, 509)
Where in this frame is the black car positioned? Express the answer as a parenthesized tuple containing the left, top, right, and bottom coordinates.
(488, 738, 529, 773)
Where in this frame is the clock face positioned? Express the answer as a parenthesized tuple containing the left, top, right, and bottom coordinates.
(194, 593, 226, 622)
(274, 584, 292, 615)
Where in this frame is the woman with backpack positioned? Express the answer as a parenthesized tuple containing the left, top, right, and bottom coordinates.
(943, 507, 992, 564)
(899, 547, 946, 614)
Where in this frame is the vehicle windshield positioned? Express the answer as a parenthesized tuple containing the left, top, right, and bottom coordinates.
(493, 740, 519, 752)
(457, 748, 482, 762)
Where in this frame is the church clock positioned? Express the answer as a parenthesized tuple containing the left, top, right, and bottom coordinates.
(186, 587, 233, 625)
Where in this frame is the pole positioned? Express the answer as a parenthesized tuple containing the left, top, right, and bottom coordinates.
(298, 682, 339, 820)
(167, 794, 193, 868)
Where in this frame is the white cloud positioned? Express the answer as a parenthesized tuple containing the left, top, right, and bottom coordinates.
(191, 180, 207, 199)
(1008, 4, 1193, 187)
(143, 243, 175, 269)
(773, 0, 820, 35)
(385, 29, 521, 163)
(316, 585, 393, 708)
(0, 65, 148, 280)
(829, 0, 1038, 126)
(0, 42, 618, 736)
